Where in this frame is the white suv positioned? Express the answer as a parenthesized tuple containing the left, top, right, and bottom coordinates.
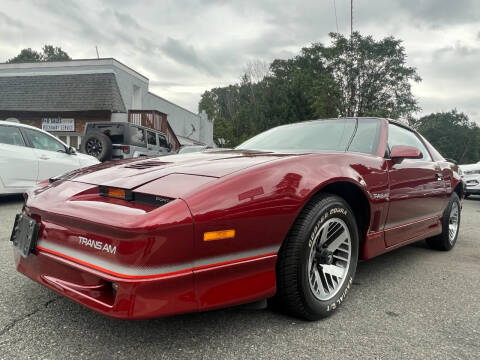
(0, 121, 99, 195)
(459, 162, 480, 198)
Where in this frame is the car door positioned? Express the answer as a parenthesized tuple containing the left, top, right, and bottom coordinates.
(384, 123, 447, 247)
(0, 125, 39, 189)
(22, 128, 81, 181)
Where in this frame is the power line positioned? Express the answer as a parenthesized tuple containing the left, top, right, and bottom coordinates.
(333, 0, 339, 33)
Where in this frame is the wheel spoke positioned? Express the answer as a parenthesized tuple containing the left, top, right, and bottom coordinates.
(313, 268, 328, 298)
(321, 264, 346, 279)
(325, 231, 349, 252)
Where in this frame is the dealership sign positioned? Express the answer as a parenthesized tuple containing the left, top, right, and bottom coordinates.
(42, 118, 75, 132)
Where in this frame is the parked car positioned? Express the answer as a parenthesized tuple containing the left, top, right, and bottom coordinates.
(459, 162, 480, 197)
(81, 122, 171, 161)
(0, 121, 99, 196)
(12, 117, 463, 320)
(177, 145, 210, 154)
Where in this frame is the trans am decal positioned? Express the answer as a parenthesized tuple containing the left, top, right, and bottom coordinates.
(78, 236, 117, 255)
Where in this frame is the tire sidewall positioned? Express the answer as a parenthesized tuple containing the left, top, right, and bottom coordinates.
(443, 193, 461, 249)
(298, 198, 359, 318)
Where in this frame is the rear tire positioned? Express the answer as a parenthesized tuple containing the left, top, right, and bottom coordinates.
(426, 193, 461, 251)
(276, 193, 359, 320)
(81, 133, 112, 162)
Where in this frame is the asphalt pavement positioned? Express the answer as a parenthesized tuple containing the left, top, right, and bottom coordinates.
(0, 195, 479, 360)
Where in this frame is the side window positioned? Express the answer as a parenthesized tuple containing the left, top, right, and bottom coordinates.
(348, 119, 381, 155)
(147, 131, 157, 146)
(130, 127, 146, 147)
(23, 128, 65, 152)
(388, 124, 432, 161)
(158, 134, 168, 148)
(0, 125, 26, 146)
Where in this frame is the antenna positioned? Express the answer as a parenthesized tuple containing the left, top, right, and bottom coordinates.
(95, 45, 100, 59)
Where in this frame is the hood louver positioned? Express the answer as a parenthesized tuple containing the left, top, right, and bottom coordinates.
(124, 161, 171, 170)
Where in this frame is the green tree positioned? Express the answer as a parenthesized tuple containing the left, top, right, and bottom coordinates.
(6, 48, 42, 63)
(7, 45, 71, 63)
(314, 32, 421, 118)
(412, 110, 480, 164)
(41, 45, 71, 62)
(200, 32, 421, 146)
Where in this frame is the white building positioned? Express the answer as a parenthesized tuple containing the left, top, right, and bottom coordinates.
(0, 58, 213, 148)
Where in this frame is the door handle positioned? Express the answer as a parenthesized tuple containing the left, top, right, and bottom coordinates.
(39, 155, 49, 160)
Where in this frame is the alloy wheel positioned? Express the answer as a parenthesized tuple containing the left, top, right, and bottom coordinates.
(448, 202, 459, 244)
(86, 138, 102, 157)
(307, 218, 352, 301)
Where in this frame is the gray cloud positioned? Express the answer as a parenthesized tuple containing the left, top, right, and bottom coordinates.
(0, 11, 23, 28)
(113, 10, 142, 29)
(0, 0, 479, 123)
(160, 37, 216, 75)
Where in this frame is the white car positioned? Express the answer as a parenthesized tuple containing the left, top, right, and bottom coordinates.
(459, 162, 480, 198)
(0, 121, 99, 195)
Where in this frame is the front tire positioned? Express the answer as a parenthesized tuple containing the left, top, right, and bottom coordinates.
(276, 193, 359, 320)
(426, 193, 461, 251)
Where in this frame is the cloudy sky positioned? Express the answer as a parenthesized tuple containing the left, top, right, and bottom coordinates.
(1, 0, 479, 123)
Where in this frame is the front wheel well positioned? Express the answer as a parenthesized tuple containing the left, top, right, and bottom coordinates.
(307, 181, 371, 248)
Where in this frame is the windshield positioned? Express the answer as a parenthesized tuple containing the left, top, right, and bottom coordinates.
(236, 119, 356, 152)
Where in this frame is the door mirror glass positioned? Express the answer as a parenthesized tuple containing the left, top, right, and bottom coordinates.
(67, 146, 76, 155)
(390, 145, 423, 160)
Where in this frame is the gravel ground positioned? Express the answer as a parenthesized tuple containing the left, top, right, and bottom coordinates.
(0, 194, 479, 360)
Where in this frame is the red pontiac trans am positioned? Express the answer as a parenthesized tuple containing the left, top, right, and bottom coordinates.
(11, 118, 463, 320)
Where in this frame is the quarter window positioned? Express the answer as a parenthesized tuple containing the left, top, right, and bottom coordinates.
(23, 128, 65, 152)
(0, 125, 25, 146)
(388, 124, 431, 161)
(158, 134, 168, 148)
(130, 127, 146, 147)
(147, 131, 157, 146)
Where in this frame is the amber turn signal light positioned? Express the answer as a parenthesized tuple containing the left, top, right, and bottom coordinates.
(99, 186, 133, 201)
(203, 229, 236, 241)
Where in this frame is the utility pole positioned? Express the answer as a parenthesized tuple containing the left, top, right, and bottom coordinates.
(95, 46, 100, 59)
(350, 0, 353, 36)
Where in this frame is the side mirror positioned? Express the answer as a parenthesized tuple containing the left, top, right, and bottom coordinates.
(390, 145, 422, 160)
(67, 146, 76, 155)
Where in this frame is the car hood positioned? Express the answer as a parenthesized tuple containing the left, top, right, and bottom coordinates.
(67, 150, 295, 190)
(75, 152, 101, 166)
(460, 163, 480, 171)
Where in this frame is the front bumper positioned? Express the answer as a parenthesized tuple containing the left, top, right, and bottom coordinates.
(14, 248, 196, 319)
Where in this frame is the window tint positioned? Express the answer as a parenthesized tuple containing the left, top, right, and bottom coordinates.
(0, 125, 25, 146)
(147, 131, 157, 146)
(130, 127, 146, 146)
(388, 124, 431, 161)
(348, 119, 381, 155)
(237, 119, 356, 152)
(23, 128, 65, 152)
